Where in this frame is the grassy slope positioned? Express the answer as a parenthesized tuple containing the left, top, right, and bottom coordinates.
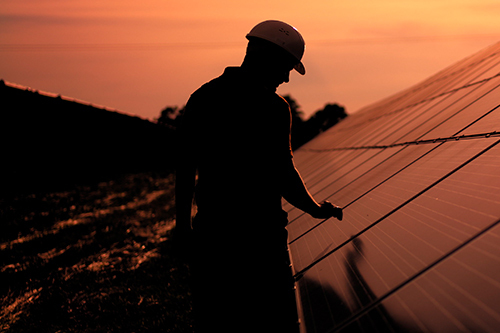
(0, 172, 193, 332)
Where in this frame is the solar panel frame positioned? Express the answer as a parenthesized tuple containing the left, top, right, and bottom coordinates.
(288, 41, 500, 333)
(293, 139, 500, 332)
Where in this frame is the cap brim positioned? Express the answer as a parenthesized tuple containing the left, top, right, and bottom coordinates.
(294, 62, 305, 75)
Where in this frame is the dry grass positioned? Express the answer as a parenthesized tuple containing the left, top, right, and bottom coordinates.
(0, 172, 193, 332)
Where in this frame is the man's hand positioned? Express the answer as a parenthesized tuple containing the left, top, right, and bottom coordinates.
(311, 201, 343, 220)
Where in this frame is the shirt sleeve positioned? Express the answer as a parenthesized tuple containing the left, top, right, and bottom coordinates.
(176, 91, 203, 169)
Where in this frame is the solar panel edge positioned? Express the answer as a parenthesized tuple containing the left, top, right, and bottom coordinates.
(327, 217, 500, 333)
(291, 40, 500, 333)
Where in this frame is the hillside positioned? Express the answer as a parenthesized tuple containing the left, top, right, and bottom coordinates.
(0, 80, 174, 195)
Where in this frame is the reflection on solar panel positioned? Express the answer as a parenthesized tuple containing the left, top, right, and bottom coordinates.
(287, 41, 500, 332)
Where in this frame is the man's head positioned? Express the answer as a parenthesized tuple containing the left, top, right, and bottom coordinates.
(242, 20, 306, 90)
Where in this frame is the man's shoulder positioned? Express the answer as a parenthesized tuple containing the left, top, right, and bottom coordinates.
(190, 75, 225, 99)
(191, 67, 240, 95)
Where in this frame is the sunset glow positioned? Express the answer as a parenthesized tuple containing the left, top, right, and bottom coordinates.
(1, 0, 499, 119)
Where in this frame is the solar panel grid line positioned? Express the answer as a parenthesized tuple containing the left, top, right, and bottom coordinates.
(393, 287, 461, 333)
(425, 67, 500, 108)
(391, 219, 464, 264)
(339, 246, 377, 312)
(349, 239, 392, 292)
(322, 59, 499, 141)
(285, 149, 393, 220)
(310, 118, 386, 150)
(298, 243, 409, 332)
(397, 69, 496, 114)
(298, 152, 362, 185)
(365, 224, 425, 273)
(292, 150, 324, 167)
(346, 68, 478, 127)
(393, 75, 500, 139)
(292, 138, 500, 279)
(302, 82, 491, 151)
(296, 129, 369, 161)
(351, 69, 457, 118)
(288, 148, 415, 241)
(330, 61, 491, 145)
(403, 199, 481, 242)
(421, 276, 492, 331)
(325, 217, 500, 333)
(370, 88, 483, 146)
(418, 180, 500, 221)
(302, 79, 500, 153)
(414, 272, 498, 331)
(288, 135, 500, 250)
(362, 42, 500, 115)
(364, 227, 500, 332)
(302, 114, 378, 149)
(297, 253, 351, 332)
(358, 229, 416, 281)
(404, 43, 498, 92)
(320, 254, 346, 329)
(289, 42, 500, 332)
(383, 209, 451, 257)
(326, 138, 499, 217)
(387, 294, 428, 332)
(387, 63, 486, 112)
(294, 141, 500, 332)
(304, 150, 384, 195)
(449, 258, 500, 301)
(287, 146, 438, 244)
(296, 240, 349, 332)
(302, 244, 376, 330)
(339, 89, 468, 149)
(290, 150, 349, 184)
(308, 214, 472, 330)
(398, 297, 431, 331)
(326, 78, 475, 138)
(288, 144, 438, 232)
(303, 130, 500, 152)
(374, 81, 486, 143)
(470, 60, 500, 84)
(296, 149, 365, 181)
(290, 218, 356, 280)
(350, 283, 482, 333)
(466, 53, 500, 82)
(402, 64, 473, 102)
(364, 99, 454, 146)
(403, 281, 472, 331)
(335, 102, 434, 149)
(409, 80, 500, 142)
(423, 50, 500, 94)
(467, 234, 500, 264)
(286, 148, 406, 226)
(458, 101, 500, 136)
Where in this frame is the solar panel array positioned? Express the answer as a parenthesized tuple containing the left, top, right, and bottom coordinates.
(286, 41, 500, 332)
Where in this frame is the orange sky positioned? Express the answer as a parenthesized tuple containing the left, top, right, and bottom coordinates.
(1, 0, 499, 119)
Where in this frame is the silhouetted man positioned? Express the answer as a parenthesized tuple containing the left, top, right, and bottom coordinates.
(175, 20, 342, 333)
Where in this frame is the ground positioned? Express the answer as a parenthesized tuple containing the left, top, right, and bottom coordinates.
(0, 172, 193, 332)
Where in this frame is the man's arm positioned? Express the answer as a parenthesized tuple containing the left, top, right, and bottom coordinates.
(282, 158, 342, 220)
(175, 163, 196, 234)
(174, 105, 198, 236)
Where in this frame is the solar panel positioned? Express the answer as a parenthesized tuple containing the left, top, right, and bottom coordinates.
(288, 41, 500, 332)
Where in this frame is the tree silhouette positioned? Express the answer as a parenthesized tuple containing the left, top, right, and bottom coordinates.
(156, 106, 184, 130)
(309, 103, 347, 133)
(282, 95, 347, 150)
